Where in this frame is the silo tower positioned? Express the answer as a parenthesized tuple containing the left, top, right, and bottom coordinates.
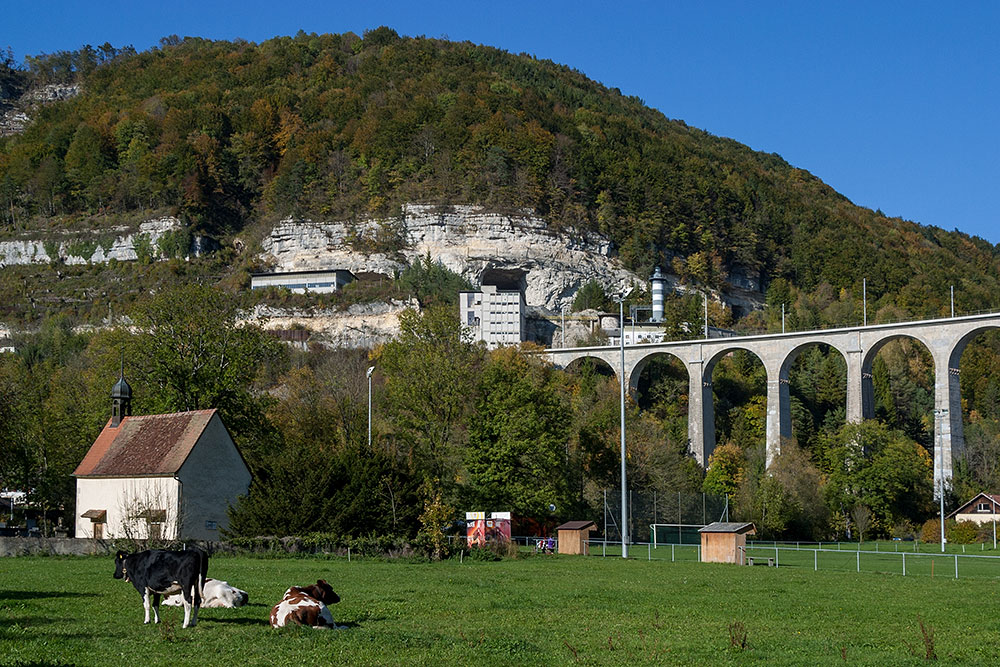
(650, 266, 667, 323)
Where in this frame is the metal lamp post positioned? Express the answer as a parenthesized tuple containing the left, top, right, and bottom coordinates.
(863, 278, 867, 326)
(367, 366, 375, 448)
(614, 287, 633, 558)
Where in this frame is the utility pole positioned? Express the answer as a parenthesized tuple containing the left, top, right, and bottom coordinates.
(703, 292, 709, 338)
(613, 287, 633, 558)
(367, 366, 375, 448)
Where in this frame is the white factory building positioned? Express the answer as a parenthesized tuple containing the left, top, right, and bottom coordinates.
(460, 284, 526, 349)
(250, 269, 356, 294)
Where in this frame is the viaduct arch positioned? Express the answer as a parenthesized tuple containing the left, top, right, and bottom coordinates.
(544, 312, 1000, 495)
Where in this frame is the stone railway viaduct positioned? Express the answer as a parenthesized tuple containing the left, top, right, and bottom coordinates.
(544, 312, 1000, 493)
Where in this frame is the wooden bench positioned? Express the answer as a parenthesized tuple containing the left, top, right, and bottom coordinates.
(747, 556, 775, 566)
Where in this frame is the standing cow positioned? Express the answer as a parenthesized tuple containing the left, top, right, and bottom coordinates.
(113, 548, 208, 628)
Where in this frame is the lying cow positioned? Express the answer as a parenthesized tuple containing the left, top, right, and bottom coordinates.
(164, 578, 248, 608)
(270, 579, 342, 629)
(113, 548, 208, 628)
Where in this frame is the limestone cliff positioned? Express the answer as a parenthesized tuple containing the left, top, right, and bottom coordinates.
(259, 204, 645, 313)
(0, 217, 184, 266)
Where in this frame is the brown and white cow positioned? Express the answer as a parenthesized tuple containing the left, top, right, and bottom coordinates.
(270, 579, 342, 629)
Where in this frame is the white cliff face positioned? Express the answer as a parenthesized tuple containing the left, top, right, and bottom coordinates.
(0, 217, 184, 266)
(247, 298, 420, 349)
(260, 204, 640, 312)
(1, 84, 82, 137)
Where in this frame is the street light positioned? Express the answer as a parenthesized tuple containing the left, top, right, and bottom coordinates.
(613, 286, 633, 558)
(863, 278, 867, 326)
(367, 366, 375, 449)
(935, 408, 948, 553)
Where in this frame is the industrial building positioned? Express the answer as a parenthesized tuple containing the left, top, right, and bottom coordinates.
(460, 284, 526, 349)
(250, 269, 356, 294)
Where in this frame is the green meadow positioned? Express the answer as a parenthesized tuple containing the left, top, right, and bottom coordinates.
(1, 553, 998, 666)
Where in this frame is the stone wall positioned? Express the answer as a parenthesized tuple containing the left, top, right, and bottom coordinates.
(0, 536, 228, 557)
(0, 536, 114, 557)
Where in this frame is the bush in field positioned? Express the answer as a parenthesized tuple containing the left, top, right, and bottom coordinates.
(947, 520, 980, 544)
(891, 519, 917, 541)
(919, 518, 941, 543)
(976, 521, 998, 544)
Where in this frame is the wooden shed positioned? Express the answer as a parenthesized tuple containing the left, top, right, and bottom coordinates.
(555, 520, 597, 555)
(698, 522, 756, 564)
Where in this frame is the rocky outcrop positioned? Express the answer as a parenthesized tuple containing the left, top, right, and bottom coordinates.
(1, 84, 80, 137)
(0, 217, 186, 266)
(260, 204, 641, 313)
(247, 299, 420, 349)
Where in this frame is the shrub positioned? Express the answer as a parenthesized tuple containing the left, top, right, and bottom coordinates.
(891, 519, 917, 541)
(919, 518, 941, 543)
(976, 521, 998, 544)
(465, 539, 518, 561)
(947, 520, 979, 544)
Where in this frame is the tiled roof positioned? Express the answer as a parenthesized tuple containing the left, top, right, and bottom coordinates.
(73, 410, 217, 477)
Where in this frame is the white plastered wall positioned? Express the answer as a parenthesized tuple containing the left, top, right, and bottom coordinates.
(74, 476, 180, 539)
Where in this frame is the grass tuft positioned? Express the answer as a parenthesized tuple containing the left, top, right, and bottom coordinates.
(728, 620, 749, 651)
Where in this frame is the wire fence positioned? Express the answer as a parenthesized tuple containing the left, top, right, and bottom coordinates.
(583, 539, 1000, 580)
(597, 490, 729, 545)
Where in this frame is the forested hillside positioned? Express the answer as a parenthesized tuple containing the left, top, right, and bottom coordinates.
(2, 28, 998, 315)
(2, 29, 1000, 546)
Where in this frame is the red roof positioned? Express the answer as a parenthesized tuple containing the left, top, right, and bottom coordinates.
(73, 410, 217, 477)
(947, 492, 1000, 519)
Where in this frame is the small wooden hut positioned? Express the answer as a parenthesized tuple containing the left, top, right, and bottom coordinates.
(555, 520, 597, 555)
(698, 522, 756, 564)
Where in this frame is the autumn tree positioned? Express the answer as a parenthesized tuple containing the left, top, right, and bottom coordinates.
(375, 305, 484, 489)
(703, 443, 745, 497)
(821, 420, 933, 537)
(464, 347, 571, 517)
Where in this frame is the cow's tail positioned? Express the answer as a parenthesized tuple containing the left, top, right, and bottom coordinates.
(196, 549, 207, 606)
(186, 544, 207, 606)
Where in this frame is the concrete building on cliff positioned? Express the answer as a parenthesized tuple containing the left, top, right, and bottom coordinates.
(460, 284, 526, 349)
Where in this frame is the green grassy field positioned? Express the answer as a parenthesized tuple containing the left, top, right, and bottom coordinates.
(2, 553, 999, 666)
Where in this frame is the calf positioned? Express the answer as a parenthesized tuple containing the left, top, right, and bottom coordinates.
(164, 578, 248, 608)
(270, 579, 342, 629)
(113, 548, 208, 628)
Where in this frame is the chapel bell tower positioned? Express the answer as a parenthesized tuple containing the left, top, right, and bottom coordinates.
(110, 361, 132, 428)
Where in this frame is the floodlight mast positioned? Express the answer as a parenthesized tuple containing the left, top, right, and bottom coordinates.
(367, 366, 375, 449)
(614, 286, 632, 558)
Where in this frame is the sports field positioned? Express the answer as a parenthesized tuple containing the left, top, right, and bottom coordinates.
(1, 553, 998, 665)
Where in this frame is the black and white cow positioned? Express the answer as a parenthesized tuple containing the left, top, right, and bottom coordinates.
(163, 578, 248, 608)
(113, 548, 208, 628)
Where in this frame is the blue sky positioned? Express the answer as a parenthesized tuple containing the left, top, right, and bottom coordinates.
(6, 1, 999, 244)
